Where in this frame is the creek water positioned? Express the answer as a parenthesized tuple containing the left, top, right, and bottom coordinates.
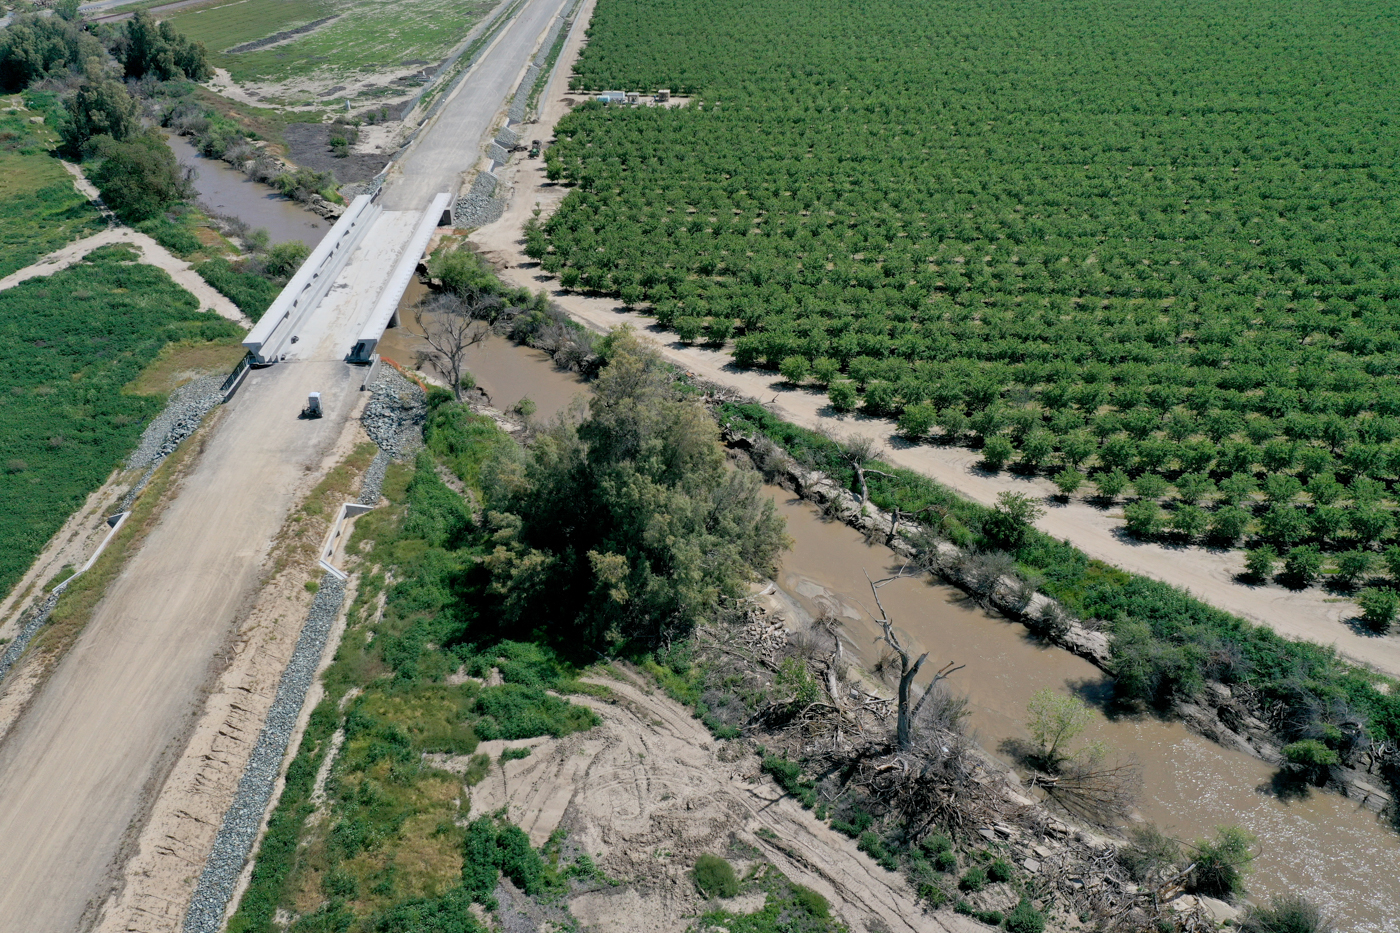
(764, 490, 1400, 931)
(375, 279, 588, 422)
(163, 133, 328, 247)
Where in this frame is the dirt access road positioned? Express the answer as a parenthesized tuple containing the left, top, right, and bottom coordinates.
(470, 18, 1400, 682)
(0, 0, 600, 927)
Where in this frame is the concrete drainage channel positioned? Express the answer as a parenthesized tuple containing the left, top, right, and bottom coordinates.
(0, 374, 230, 686)
(181, 367, 425, 932)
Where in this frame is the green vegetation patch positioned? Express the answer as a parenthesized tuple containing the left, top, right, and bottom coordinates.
(690, 860, 845, 933)
(546, 0, 1400, 559)
(0, 100, 105, 278)
(170, 0, 497, 89)
(0, 247, 243, 601)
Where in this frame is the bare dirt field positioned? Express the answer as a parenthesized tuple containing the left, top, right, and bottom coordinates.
(440, 665, 982, 933)
(467, 26, 1400, 680)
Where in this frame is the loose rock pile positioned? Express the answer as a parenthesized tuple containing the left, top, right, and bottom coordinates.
(360, 366, 427, 459)
(127, 375, 227, 471)
(182, 575, 347, 933)
(0, 591, 60, 684)
(453, 171, 507, 228)
(508, 64, 540, 123)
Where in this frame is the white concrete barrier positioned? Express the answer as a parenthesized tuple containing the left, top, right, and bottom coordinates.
(347, 192, 452, 363)
(243, 195, 378, 365)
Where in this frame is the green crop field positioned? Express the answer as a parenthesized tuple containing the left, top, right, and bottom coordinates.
(0, 99, 106, 279)
(0, 245, 243, 601)
(168, 0, 496, 86)
(541, 0, 1400, 567)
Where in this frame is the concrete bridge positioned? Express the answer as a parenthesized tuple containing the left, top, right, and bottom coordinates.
(0, 0, 576, 928)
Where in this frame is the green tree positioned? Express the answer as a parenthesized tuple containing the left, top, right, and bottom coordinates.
(1132, 473, 1168, 501)
(1060, 430, 1096, 468)
(980, 435, 1014, 471)
(1123, 500, 1163, 538)
(1174, 471, 1215, 505)
(1208, 506, 1250, 546)
(983, 491, 1043, 549)
(1171, 505, 1208, 539)
(1281, 739, 1339, 785)
(1025, 688, 1092, 772)
(1053, 467, 1084, 498)
(779, 354, 810, 385)
(1244, 545, 1277, 582)
(116, 11, 212, 81)
(1093, 468, 1129, 501)
(1357, 587, 1399, 633)
(60, 80, 139, 155)
(87, 130, 189, 223)
(1333, 550, 1373, 589)
(1016, 429, 1054, 472)
(481, 331, 789, 647)
(1282, 545, 1323, 588)
(898, 402, 937, 440)
(811, 356, 840, 386)
(827, 380, 858, 412)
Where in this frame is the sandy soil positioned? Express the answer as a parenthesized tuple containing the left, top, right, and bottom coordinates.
(0, 226, 249, 326)
(439, 666, 982, 933)
(466, 17, 1400, 681)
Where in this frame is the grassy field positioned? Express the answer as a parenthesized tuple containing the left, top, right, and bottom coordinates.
(0, 98, 106, 278)
(542, 0, 1400, 568)
(168, 0, 497, 86)
(0, 244, 244, 601)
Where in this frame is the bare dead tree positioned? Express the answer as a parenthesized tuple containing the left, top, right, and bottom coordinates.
(823, 433, 892, 508)
(863, 568, 963, 751)
(414, 293, 489, 400)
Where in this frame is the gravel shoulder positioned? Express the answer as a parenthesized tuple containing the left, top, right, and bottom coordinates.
(468, 32, 1400, 681)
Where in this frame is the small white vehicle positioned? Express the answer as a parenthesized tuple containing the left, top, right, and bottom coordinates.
(301, 392, 323, 419)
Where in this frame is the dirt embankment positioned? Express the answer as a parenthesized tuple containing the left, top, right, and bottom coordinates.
(465, 16, 1400, 683)
(442, 666, 982, 933)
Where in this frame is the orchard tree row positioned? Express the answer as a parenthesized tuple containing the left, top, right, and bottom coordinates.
(537, 0, 1400, 566)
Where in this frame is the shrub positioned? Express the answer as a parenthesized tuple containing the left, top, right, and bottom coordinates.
(1244, 545, 1277, 581)
(980, 435, 1014, 471)
(828, 379, 858, 411)
(499, 746, 532, 763)
(87, 130, 189, 223)
(692, 853, 739, 898)
(1188, 826, 1255, 900)
(1357, 587, 1399, 632)
(934, 849, 958, 872)
(986, 857, 1014, 883)
(1282, 739, 1339, 784)
(779, 354, 810, 385)
(791, 884, 829, 919)
(762, 753, 818, 807)
(983, 491, 1044, 549)
(959, 866, 987, 892)
(1123, 500, 1163, 538)
(1282, 545, 1324, 587)
(1239, 895, 1335, 933)
(1118, 825, 1181, 883)
(1006, 898, 1047, 933)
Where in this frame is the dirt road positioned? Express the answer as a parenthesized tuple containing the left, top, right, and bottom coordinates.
(468, 25, 1400, 681)
(0, 346, 356, 932)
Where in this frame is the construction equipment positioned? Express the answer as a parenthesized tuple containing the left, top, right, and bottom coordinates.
(300, 392, 323, 419)
(529, 139, 541, 158)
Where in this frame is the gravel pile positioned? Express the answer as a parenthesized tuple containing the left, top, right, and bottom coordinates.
(507, 64, 541, 123)
(128, 375, 227, 471)
(360, 366, 427, 459)
(357, 450, 392, 506)
(453, 171, 506, 228)
(495, 127, 520, 148)
(182, 574, 346, 933)
(487, 141, 510, 164)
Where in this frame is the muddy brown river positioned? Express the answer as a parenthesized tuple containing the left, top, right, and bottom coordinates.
(767, 490, 1399, 931)
(371, 311, 1400, 927)
(164, 133, 329, 247)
